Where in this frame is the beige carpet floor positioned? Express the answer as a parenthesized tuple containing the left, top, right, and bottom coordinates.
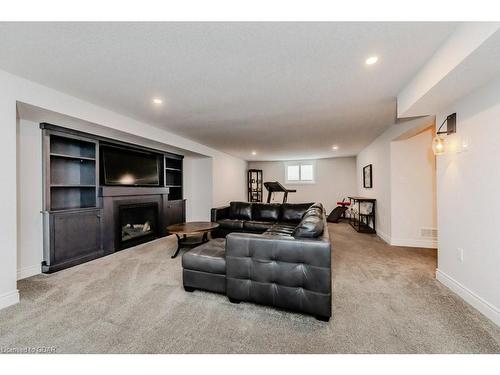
(1, 223, 499, 353)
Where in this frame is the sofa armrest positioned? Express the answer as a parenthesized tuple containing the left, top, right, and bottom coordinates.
(225, 232, 332, 318)
(211, 205, 230, 222)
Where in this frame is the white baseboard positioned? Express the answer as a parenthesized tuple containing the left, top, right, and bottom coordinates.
(391, 237, 437, 249)
(0, 289, 20, 310)
(17, 264, 41, 280)
(436, 269, 500, 327)
(376, 229, 437, 249)
(377, 230, 391, 245)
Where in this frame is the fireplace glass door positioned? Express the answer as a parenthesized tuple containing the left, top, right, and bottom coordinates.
(118, 202, 159, 249)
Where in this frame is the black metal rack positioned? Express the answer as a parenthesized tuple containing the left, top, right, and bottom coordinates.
(248, 169, 263, 202)
(348, 196, 376, 234)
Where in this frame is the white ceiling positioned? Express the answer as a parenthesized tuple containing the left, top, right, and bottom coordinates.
(0, 22, 457, 160)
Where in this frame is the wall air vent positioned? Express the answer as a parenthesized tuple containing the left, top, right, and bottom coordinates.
(420, 227, 438, 238)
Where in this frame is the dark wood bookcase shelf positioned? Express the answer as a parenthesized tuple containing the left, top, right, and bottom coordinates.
(46, 134, 98, 211)
(165, 155, 183, 201)
(248, 169, 263, 202)
(41, 123, 186, 274)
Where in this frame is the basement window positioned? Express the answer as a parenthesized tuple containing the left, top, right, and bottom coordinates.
(285, 161, 316, 184)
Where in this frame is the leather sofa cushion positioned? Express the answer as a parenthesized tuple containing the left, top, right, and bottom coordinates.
(275, 222, 297, 230)
(252, 203, 280, 222)
(293, 215, 325, 238)
(182, 238, 226, 274)
(217, 219, 245, 230)
(225, 232, 332, 318)
(264, 224, 296, 236)
(309, 202, 324, 212)
(229, 202, 253, 220)
(302, 207, 322, 219)
(264, 231, 293, 237)
(243, 220, 275, 232)
(281, 203, 314, 223)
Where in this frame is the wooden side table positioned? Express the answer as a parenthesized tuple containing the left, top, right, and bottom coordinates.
(347, 196, 376, 234)
(166, 221, 219, 258)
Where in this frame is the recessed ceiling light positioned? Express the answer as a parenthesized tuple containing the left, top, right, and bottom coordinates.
(332, 145, 339, 150)
(251, 151, 257, 156)
(365, 56, 378, 65)
(152, 98, 163, 105)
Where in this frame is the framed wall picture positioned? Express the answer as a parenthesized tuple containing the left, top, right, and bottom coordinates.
(363, 164, 373, 188)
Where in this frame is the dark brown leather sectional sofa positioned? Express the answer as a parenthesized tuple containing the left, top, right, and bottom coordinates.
(182, 201, 332, 321)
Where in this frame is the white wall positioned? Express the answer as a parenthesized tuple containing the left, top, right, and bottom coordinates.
(390, 128, 437, 248)
(0, 84, 19, 309)
(17, 119, 43, 280)
(248, 157, 357, 213)
(357, 130, 393, 242)
(435, 76, 500, 326)
(183, 156, 213, 221)
(356, 116, 435, 244)
(213, 156, 248, 207)
(0, 68, 246, 309)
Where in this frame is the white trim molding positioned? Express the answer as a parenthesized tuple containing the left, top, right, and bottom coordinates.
(377, 230, 391, 245)
(377, 231, 437, 249)
(391, 237, 437, 249)
(0, 289, 20, 310)
(436, 269, 500, 327)
(17, 264, 41, 280)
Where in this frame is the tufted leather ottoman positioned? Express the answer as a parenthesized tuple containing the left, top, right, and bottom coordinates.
(182, 238, 226, 294)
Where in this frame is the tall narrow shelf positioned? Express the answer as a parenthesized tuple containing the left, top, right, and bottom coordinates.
(165, 155, 183, 201)
(46, 134, 98, 211)
(41, 126, 103, 274)
(248, 169, 263, 202)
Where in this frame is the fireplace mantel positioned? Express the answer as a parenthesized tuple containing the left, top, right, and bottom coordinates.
(99, 186, 169, 197)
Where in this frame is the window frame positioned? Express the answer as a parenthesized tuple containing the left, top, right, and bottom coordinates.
(285, 160, 316, 184)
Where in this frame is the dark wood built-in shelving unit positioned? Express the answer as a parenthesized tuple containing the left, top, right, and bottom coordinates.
(47, 134, 98, 211)
(41, 123, 186, 273)
(248, 169, 263, 202)
(164, 155, 183, 201)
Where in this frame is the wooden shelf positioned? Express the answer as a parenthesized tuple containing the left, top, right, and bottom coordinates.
(51, 184, 97, 188)
(47, 134, 98, 211)
(164, 154, 183, 200)
(50, 153, 96, 161)
(248, 169, 263, 202)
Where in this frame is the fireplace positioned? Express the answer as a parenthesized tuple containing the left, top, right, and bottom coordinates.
(117, 202, 159, 250)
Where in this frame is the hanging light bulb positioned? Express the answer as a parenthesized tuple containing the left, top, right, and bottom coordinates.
(431, 114, 457, 156)
(432, 135, 446, 156)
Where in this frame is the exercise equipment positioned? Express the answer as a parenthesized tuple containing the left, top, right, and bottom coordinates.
(264, 181, 297, 203)
(327, 199, 351, 223)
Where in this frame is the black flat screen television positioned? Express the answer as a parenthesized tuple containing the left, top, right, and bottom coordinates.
(102, 146, 160, 186)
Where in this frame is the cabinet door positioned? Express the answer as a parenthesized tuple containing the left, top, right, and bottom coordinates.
(52, 209, 102, 264)
(166, 200, 186, 226)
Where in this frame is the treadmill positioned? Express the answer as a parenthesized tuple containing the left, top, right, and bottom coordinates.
(263, 181, 297, 203)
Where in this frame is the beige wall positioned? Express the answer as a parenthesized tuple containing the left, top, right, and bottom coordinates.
(356, 116, 436, 244)
(390, 128, 437, 247)
(435, 76, 500, 326)
(248, 157, 357, 213)
(16, 119, 43, 280)
(212, 156, 247, 207)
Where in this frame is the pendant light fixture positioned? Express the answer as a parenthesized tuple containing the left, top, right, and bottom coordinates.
(432, 113, 456, 156)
